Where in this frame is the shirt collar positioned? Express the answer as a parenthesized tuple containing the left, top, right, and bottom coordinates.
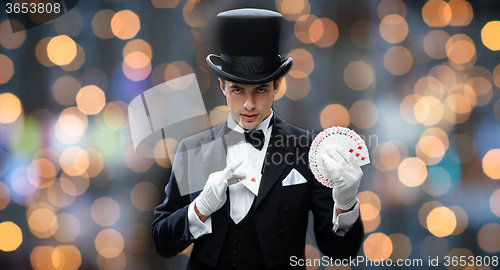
(227, 109, 274, 133)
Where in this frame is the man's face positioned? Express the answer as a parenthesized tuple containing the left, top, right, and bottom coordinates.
(219, 78, 281, 130)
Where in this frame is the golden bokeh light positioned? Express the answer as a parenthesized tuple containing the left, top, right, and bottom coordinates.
(427, 206, 457, 237)
(0, 221, 23, 252)
(379, 14, 408, 44)
(276, 0, 311, 21)
(363, 233, 393, 261)
(350, 19, 379, 49)
(428, 64, 457, 92)
(481, 21, 500, 51)
(449, 205, 468, 235)
(309, 18, 339, 47)
(423, 30, 451, 60)
(482, 149, 500, 180)
(55, 107, 88, 145)
(124, 223, 151, 253)
(52, 245, 81, 270)
(372, 142, 403, 172)
(102, 101, 128, 130)
(344, 61, 373, 90)
(446, 34, 476, 65)
(28, 208, 58, 239)
(53, 213, 80, 243)
(52, 76, 81, 106)
(448, 0, 473, 26)
(36, 37, 56, 67)
(30, 246, 55, 270)
(125, 145, 154, 173)
(123, 58, 152, 81)
(0, 182, 10, 210)
(320, 104, 350, 128)
(363, 214, 381, 233)
(0, 92, 22, 124)
(183, 0, 212, 28)
(60, 172, 90, 196)
(287, 49, 314, 79)
(209, 106, 230, 128)
(467, 76, 492, 107)
(32, 158, 57, 179)
(422, 0, 452, 27)
(91, 197, 120, 226)
(124, 52, 150, 69)
(84, 148, 104, 178)
(283, 75, 311, 100)
(60, 44, 85, 72)
(349, 100, 378, 129)
(477, 223, 500, 253)
(416, 136, 445, 166)
(131, 182, 160, 211)
(360, 204, 380, 221)
(46, 181, 76, 208)
(388, 233, 412, 261)
(378, 0, 406, 20)
(397, 157, 427, 187)
(95, 229, 124, 258)
(58, 114, 85, 137)
(92, 10, 115, 39)
(47, 35, 77, 66)
(123, 39, 152, 60)
(0, 20, 26, 49)
(294, 14, 318, 44)
(384, 46, 413, 75)
(164, 61, 194, 90)
(97, 252, 126, 270)
(490, 189, 500, 218)
(414, 76, 444, 100)
(76, 85, 106, 115)
(154, 138, 179, 168)
(152, 0, 180, 8)
(111, 10, 141, 40)
(414, 96, 443, 126)
(400, 94, 419, 124)
(60, 147, 90, 177)
(0, 54, 14, 84)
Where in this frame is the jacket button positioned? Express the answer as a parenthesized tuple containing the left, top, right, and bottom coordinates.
(207, 251, 212, 257)
(233, 240, 238, 245)
(234, 229, 239, 235)
(231, 263, 237, 269)
(233, 251, 238, 256)
(274, 253, 279, 260)
(278, 230, 284, 237)
(283, 207, 289, 214)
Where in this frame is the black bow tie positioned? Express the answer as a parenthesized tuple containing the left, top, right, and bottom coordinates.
(244, 129, 265, 151)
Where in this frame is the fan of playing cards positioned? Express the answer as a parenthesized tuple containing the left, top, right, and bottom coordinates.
(309, 126, 370, 188)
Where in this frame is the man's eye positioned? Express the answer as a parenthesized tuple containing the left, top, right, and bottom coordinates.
(233, 89, 242, 93)
(257, 88, 266, 93)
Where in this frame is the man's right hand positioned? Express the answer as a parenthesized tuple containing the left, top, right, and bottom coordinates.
(194, 159, 246, 220)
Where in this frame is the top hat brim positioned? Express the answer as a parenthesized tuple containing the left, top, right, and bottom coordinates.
(206, 54, 293, 84)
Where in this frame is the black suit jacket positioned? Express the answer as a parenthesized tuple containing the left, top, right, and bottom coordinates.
(151, 113, 364, 268)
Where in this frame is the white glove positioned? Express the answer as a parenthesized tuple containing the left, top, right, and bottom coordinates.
(195, 159, 246, 216)
(321, 146, 363, 210)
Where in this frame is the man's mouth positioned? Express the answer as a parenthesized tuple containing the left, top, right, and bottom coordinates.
(241, 113, 258, 121)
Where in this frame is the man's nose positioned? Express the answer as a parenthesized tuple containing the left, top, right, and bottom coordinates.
(244, 95, 256, 110)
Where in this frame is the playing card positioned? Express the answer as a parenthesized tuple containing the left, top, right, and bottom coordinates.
(233, 163, 261, 196)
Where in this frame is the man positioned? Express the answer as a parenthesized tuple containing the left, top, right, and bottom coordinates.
(151, 8, 364, 269)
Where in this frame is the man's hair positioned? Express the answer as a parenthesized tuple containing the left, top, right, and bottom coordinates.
(220, 78, 281, 90)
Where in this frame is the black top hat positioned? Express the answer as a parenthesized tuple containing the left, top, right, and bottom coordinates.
(206, 8, 293, 84)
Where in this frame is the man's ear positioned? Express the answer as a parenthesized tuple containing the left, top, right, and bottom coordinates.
(273, 77, 282, 96)
(218, 78, 226, 96)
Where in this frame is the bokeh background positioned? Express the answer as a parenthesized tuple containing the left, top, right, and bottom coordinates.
(1, 0, 500, 269)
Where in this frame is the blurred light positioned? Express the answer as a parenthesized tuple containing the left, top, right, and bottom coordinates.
(0, 182, 10, 210)
(490, 189, 500, 218)
(449, 134, 476, 164)
(414, 96, 443, 126)
(0, 20, 26, 49)
(76, 85, 106, 115)
(414, 76, 444, 100)
(123, 39, 152, 60)
(154, 138, 179, 168)
(428, 64, 456, 92)
(60, 172, 89, 196)
(183, 0, 212, 28)
(384, 46, 413, 75)
(60, 44, 85, 72)
(95, 229, 124, 258)
(467, 76, 492, 107)
(92, 10, 115, 39)
(47, 181, 75, 208)
(344, 61, 373, 90)
(28, 207, 58, 238)
(446, 249, 474, 266)
(32, 158, 57, 179)
(494, 63, 500, 90)
(274, 77, 287, 100)
(420, 235, 449, 263)
(359, 191, 381, 220)
(30, 246, 55, 270)
(53, 213, 80, 243)
(124, 224, 151, 253)
(123, 59, 152, 81)
(152, 0, 180, 8)
(446, 34, 476, 65)
(388, 233, 411, 261)
(422, 0, 451, 27)
(124, 52, 150, 69)
(209, 106, 229, 128)
(363, 233, 393, 261)
(60, 147, 89, 177)
(111, 10, 140, 40)
(0, 92, 21, 123)
(481, 21, 500, 51)
(294, 14, 318, 44)
(309, 18, 338, 47)
(97, 252, 126, 270)
(449, 205, 468, 235)
(482, 149, 500, 180)
(164, 61, 194, 89)
(283, 75, 310, 100)
(47, 35, 77, 66)
(416, 128, 449, 165)
(52, 245, 81, 270)
(350, 19, 379, 49)
(0, 54, 14, 85)
(11, 166, 38, 196)
(91, 197, 120, 226)
(423, 166, 451, 196)
(398, 157, 427, 187)
(448, 0, 473, 26)
(349, 100, 378, 129)
(36, 37, 56, 67)
(54, 9, 83, 37)
(400, 95, 419, 124)
(320, 104, 350, 128)
(379, 14, 408, 44)
(131, 182, 159, 212)
(52, 76, 81, 106)
(0, 221, 22, 251)
(377, 0, 406, 20)
(372, 142, 402, 172)
(423, 30, 450, 60)
(125, 145, 154, 173)
(151, 63, 169, 86)
(447, 84, 477, 114)
(287, 49, 314, 78)
(427, 206, 456, 237)
(276, 0, 311, 21)
(363, 214, 381, 233)
(477, 223, 500, 253)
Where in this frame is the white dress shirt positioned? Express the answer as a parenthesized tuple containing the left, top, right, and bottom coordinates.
(188, 109, 359, 239)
